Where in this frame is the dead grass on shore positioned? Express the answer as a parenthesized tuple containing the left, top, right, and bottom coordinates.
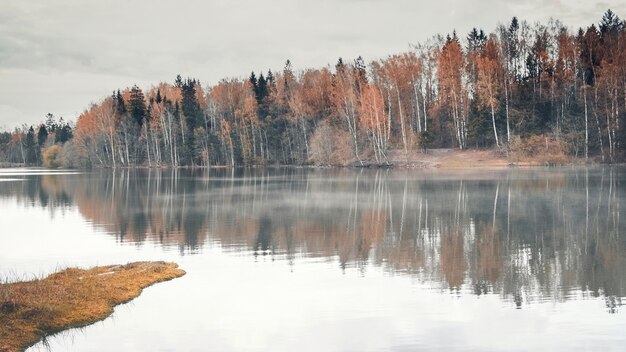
(387, 148, 511, 168)
(0, 261, 185, 352)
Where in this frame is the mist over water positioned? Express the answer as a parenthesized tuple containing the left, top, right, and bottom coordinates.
(1, 167, 625, 351)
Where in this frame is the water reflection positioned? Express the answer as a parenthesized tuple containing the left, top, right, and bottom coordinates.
(1, 167, 624, 312)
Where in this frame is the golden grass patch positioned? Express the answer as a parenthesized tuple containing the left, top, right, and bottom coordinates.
(0, 261, 185, 352)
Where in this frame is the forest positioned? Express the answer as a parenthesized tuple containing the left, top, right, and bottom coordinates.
(1, 10, 625, 168)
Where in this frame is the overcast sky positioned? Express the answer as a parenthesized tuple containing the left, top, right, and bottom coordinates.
(1, 0, 625, 129)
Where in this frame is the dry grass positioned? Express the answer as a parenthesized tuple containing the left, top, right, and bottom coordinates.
(0, 261, 185, 352)
(509, 135, 572, 166)
(387, 142, 584, 169)
(387, 148, 512, 168)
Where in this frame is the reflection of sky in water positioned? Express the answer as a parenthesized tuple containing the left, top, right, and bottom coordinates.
(0, 168, 625, 351)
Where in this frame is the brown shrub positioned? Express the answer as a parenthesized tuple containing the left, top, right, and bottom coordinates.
(42, 145, 62, 168)
(509, 134, 570, 166)
(309, 122, 352, 166)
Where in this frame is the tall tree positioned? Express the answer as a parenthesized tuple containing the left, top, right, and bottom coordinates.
(438, 33, 467, 149)
(332, 57, 363, 164)
(37, 124, 48, 148)
(129, 85, 147, 127)
(476, 36, 504, 148)
(25, 126, 37, 165)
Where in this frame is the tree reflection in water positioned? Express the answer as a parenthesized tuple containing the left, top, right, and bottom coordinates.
(1, 167, 624, 312)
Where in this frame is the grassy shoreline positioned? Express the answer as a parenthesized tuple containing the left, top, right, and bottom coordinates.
(0, 262, 185, 352)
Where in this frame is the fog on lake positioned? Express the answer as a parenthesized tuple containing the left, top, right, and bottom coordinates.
(1, 167, 625, 351)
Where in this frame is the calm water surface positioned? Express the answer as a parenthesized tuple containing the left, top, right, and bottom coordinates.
(1, 167, 625, 351)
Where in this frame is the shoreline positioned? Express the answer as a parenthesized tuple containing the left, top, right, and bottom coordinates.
(1, 148, 612, 171)
(0, 262, 185, 352)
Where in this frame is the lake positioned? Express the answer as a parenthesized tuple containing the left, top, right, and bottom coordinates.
(1, 167, 625, 351)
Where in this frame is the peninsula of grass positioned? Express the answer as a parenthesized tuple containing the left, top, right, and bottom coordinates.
(0, 261, 186, 352)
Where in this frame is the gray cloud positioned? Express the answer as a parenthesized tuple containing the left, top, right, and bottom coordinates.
(0, 0, 624, 128)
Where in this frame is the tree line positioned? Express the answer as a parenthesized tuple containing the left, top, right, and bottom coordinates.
(1, 10, 625, 168)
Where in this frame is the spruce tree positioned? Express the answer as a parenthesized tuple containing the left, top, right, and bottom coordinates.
(54, 118, 72, 143)
(579, 25, 600, 85)
(353, 56, 368, 92)
(116, 90, 127, 116)
(467, 28, 487, 52)
(175, 74, 183, 88)
(266, 70, 274, 88)
(129, 85, 147, 127)
(25, 126, 37, 165)
(37, 124, 48, 148)
(45, 113, 56, 132)
(179, 77, 202, 165)
(600, 9, 623, 39)
(256, 73, 268, 104)
(249, 71, 258, 93)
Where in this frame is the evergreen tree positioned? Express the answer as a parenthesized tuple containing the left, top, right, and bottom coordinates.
(600, 9, 623, 39)
(466, 99, 494, 147)
(25, 126, 37, 165)
(175, 74, 183, 88)
(54, 118, 73, 143)
(249, 71, 258, 92)
(180, 78, 201, 128)
(37, 124, 48, 148)
(179, 77, 202, 164)
(129, 85, 147, 127)
(510, 17, 519, 32)
(579, 25, 600, 85)
(467, 28, 487, 85)
(266, 70, 274, 88)
(45, 113, 57, 132)
(115, 90, 127, 116)
(467, 28, 487, 52)
(502, 17, 521, 81)
(506, 17, 521, 80)
(256, 73, 268, 104)
(353, 56, 368, 93)
(526, 30, 550, 82)
(259, 71, 273, 119)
